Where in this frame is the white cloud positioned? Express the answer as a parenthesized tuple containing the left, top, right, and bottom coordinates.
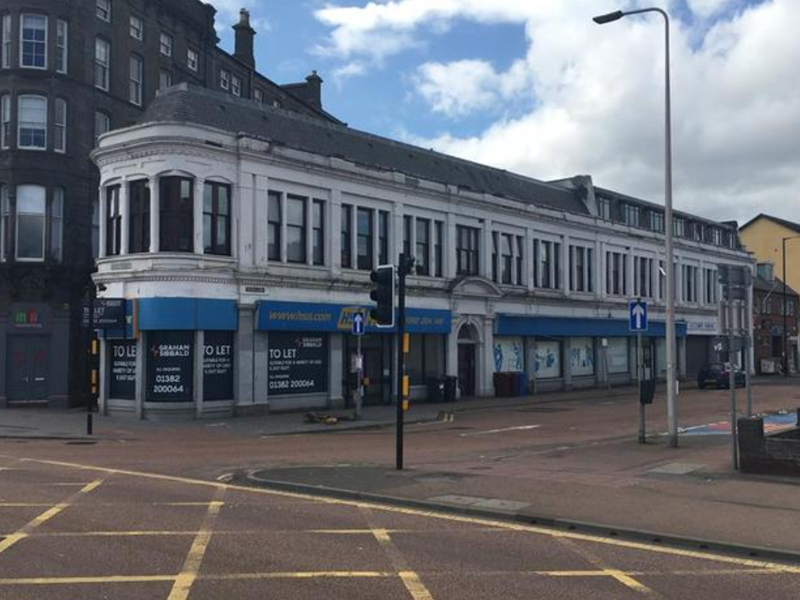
(209, 1, 272, 32)
(314, 0, 800, 223)
(685, 0, 737, 18)
(414, 59, 530, 117)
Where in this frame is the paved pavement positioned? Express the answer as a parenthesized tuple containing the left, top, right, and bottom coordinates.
(2, 455, 800, 599)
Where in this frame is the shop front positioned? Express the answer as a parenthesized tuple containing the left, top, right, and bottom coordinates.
(1, 303, 71, 408)
(101, 298, 238, 418)
(496, 315, 688, 392)
(257, 301, 451, 410)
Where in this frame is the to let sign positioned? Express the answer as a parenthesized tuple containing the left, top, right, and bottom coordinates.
(83, 298, 127, 329)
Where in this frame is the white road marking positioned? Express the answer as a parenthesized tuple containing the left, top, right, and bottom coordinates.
(460, 425, 541, 437)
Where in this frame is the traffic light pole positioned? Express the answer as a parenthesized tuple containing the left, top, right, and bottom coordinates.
(396, 255, 409, 471)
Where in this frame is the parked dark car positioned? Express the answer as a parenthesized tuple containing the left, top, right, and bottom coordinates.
(697, 363, 746, 389)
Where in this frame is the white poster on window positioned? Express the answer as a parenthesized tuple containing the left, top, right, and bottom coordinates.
(535, 340, 562, 379)
(494, 337, 524, 372)
(608, 338, 630, 374)
(570, 337, 595, 377)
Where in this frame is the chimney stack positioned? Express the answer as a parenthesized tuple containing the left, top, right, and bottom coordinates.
(304, 71, 323, 109)
(233, 9, 256, 68)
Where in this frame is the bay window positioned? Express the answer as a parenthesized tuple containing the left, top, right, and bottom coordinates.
(105, 185, 121, 256)
(129, 180, 150, 254)
(203, 181, 231, 256)
(21, 14, 47, 69)
(159, 177, 193, 252)
(17, 95, 47, 149)
(16, 185, 46, 261)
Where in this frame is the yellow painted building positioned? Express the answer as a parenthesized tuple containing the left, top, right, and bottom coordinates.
(740, 215, 800, 294)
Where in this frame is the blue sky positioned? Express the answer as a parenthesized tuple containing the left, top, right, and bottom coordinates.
(210, 0, 797, 223)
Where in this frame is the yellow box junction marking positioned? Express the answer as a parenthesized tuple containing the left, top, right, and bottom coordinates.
(7, 456, 800, 579)
(361, 507, 435, 600)
(0, 477, 106, 557)
(166, 488, 225, 600)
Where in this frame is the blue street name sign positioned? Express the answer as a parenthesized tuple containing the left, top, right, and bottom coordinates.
(629, 300, 648, 332)
(352, 311, 366, 336)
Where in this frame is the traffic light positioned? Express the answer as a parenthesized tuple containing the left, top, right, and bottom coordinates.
(370, 265, 395, 328)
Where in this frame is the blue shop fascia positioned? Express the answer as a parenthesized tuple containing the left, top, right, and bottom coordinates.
(98, 297, 452, 418)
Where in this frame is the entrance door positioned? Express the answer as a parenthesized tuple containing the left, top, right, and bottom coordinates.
(458, 344, 476, 397)
(6, 337, 50, 403)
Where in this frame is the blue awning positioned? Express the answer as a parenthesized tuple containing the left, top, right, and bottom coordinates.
(257, 301, 451, 334)
(495, 315, 687, 338)
(137, 298, 238, 331)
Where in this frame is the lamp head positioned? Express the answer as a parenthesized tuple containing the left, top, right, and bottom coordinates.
(593, 10, 625, 24)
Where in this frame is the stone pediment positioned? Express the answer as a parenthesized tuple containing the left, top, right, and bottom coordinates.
(449, 276, 504, 299)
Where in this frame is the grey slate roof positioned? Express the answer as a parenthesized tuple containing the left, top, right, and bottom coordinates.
(754, 276, 799, 297)
(139, 85, 588, 215)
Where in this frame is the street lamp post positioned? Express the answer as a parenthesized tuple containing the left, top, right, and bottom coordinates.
(593, 8, 679, 447)
(782, 236, 800, 376)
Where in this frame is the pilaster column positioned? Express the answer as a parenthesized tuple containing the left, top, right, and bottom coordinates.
(98, 186, 107, 259)
(148, 177, 160, 253)
(446, 214, 457, 279)
(254, 175, 269, 267)
(194, 330, 205, 419)
(482, 220, 493, 279)
(331, 190, 342, 277)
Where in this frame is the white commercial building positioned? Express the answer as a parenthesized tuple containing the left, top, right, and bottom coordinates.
(91, 85, 753, 419)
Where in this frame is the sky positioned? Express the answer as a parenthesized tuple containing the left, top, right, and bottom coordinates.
(208, 0, 799, 224)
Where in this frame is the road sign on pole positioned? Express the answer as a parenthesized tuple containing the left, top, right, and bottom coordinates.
(352, 311, 366, 336)
(629, 299, 648, 332)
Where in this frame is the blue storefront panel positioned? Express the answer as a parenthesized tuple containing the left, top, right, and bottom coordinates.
(257, 301, 451, 334)
(495, 315, 687, 338)
(102, 298, 238, 339)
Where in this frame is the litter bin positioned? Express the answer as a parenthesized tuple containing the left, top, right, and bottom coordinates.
(494, 372, 512, 397)
(427, 377, 445, 402)
(443, 376, 458, 402)
(517, 372, 528, 397)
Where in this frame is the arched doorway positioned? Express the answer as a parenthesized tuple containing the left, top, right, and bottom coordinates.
(457, 324, 479, 398)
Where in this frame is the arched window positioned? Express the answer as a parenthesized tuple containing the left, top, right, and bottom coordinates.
(203, 181, 230, 256)
(20, 14, 47, 69)
(16, 185, 46, 261)
(159, 176, 194, 252)
(18, 95, 47, 149)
